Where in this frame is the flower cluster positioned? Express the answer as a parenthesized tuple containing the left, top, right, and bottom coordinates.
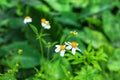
(70, 31, 77, 36)
(23, 16, 51, 29)
(55, 41, 81, 57)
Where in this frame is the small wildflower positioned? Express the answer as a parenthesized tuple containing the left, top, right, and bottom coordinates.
(18, 49, 23, 54)
(41, 18, 51, 29)
(24, 16, 32, 24)
(55, 45, 66, 57)
(15, 63, 19, 67)
(65, 41, 81, 55)
(70, 31, 77, 36)
(67, 71, 70, 75)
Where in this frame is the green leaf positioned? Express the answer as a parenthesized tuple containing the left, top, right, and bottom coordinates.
(0, 0, 18, 8)
(29, 24, 38, 35)
(87, 42, 92, 52)
(95, 48, 107, 61)
(0, 73, 16, 80)
(102, 11, 120, 42)
(56, 12, 79, 27)
(79, 27, 107, 48)
(44, 57, 71, 80)
(45, 0, 71, 12)
(91, 61, 101, 71)
(9, 18, 23, 28)
(74, 66, 103, 80)
(108, 48, 120, 71)
(0, 48, 6, 57)
(2, 42, 40, 68)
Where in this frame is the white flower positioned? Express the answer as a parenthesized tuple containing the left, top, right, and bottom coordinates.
(24, 16, 32, 24)
(41, 18, 51, 29)
(65, 42, 81, 55)
(55, 45, 66, 57)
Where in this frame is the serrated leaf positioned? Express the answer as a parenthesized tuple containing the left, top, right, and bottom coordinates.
(92, 61, 101, 71)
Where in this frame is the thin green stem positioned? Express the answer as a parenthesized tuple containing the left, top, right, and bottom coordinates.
(39, 38, 43, 58)
(47, 47, 50, 60)
(39, 28, 44, 58)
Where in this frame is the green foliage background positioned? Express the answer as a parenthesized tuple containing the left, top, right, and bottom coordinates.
(0, 0, 120, 80)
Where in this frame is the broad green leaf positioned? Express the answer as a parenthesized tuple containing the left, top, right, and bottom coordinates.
(2, 42, 40, 68)
(55, 12, 79, 27)
(108, 59, 120, 71)
(108, 48, 120, 71)
(20, 0, 42, 7)
(0, 0, 18, 8)
(9, 18, 23, 28)
(0, 48, 6, 57)
(102, 11, 120, 42)
(79, 27, 107, 48)
(70, 0, 89, 8)
(45, 0, 71, 12)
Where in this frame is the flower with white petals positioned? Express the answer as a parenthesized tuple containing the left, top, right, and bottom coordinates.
(65, 41, 81, 55)
(41, 18, 51, 29)
(55, 45, 66, 57)
(24, 16, 32, 24)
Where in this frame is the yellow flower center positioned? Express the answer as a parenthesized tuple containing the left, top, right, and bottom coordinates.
(41, 18, 46, 23)
(25, 16, 31, 19)
(71, 42, 78, 48)
(60, 45, 65, 50)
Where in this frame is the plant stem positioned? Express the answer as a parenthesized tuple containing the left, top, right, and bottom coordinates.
(39, 38, 43, 58)
(39, 28, 44, 58)
(47, 47, 50, 60)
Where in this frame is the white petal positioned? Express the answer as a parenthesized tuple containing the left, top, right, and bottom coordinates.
(24, 20, 26, 24)
(76, 47, 81, 52)
(65, 42, 71, 45)
(55, 45, 60, 47)
(72, 48, 76, 55)
(67, 42, 71, 45)
(24, 18, 32, 24)
(60, 50, 65, 57)
(66, 45, 72, 50)
(28, 18, 32, 22)
(44, 25, 51, 29)
(55, 47, 60, 52)
(77, 48, 82, 53)
(65, 42, 69, 45)
(41, 23, 46, 27)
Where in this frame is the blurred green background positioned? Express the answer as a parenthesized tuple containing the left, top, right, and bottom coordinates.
(0, 0, 120, 80)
